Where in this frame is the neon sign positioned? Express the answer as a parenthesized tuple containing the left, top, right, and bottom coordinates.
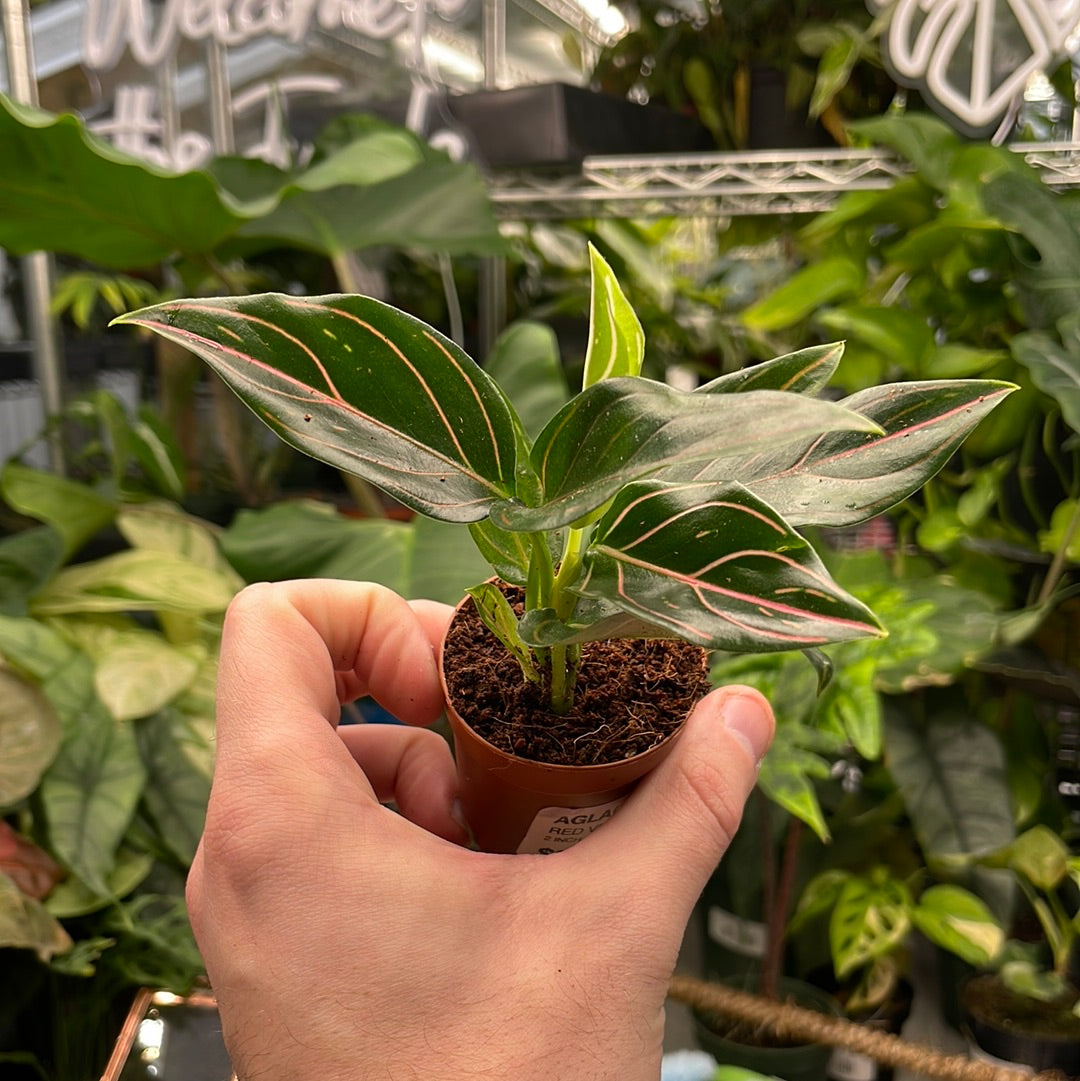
(872, 0, 1080, 137)
(77, 0, 473, 169)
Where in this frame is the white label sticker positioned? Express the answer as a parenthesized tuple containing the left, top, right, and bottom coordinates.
(829, 1047, 879, 1081)
(707, 906, 768, 959)
(516, 799, 625, 854)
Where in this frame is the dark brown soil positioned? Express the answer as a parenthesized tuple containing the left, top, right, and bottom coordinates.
(962, 974, 1080, 1041)
(442, 587, 710, 766)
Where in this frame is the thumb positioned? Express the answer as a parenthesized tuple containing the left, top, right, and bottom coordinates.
(585, 685, 774, 917)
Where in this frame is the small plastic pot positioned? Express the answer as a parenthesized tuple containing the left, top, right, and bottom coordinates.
(692, 976, 840, 1081)
(438, 592, 701, 854)
(443, 696, 684, 854)
(961, 973, 1080, 1076)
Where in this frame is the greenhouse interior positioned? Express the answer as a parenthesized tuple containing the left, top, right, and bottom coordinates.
(2, 0, 1080, 1078)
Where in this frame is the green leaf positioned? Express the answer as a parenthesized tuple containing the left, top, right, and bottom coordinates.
(580, 480, 883, 652)
(809, 36, 860, 117)
(790, 869, 851, 933)
(225, 138, 505, 258)
(0, 463, 115, 559)
(0, 94, 252, 267)
(0, 613, 78, 681)
(117, 501, 240, 583)
(405, 518, 491, 604)
(742, 256, 864, 332)
(698, 343, 844, 396)
(116, 293, 521, 523)
(707, 380, 1015, 527)
(1011, 321, 1080, 437)
(0, 870, 71, 961)
(910, 884, 1004, 966)
(0, 668, 61, 806)
(985, 825, 1069, 892)
(830, 873, 912, 979)
(0, 526, 64, 616)
(93, 632, 200, 722)
(758, 724, 833, 841)
(983, 171, 1080, 329)
(494, 383, 880, 532)
(821, 656, 882, 760)
(135, 710, 212, 867)
(484, 321, 570, 441)
(220, 499, 407, 588)
(849, 114, 962, 192)
(468, 517, 534, 586)
(464, 582, 540, 683)
(45, 848, 153, 918)
(999, 960, 1069, 1003)
(883, 709, 1015, 907)
(582, 244, 644, 388)
(31, 550, 236, 615)
(815, 305, 935, 372)
(39, 677, 146, 892)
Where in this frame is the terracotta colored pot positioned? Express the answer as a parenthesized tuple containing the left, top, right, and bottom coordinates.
(438, 593, 699, 854)
(443, 695, 684, 854)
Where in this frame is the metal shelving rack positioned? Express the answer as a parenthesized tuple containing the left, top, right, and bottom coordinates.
(487, 142, 1080, 220)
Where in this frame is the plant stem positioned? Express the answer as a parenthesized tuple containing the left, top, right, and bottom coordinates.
(763, 813, 803, 1001)
(545, 526, 590, 713)
(1037, 494, 1080, 606)
(553, 526, 589, 619)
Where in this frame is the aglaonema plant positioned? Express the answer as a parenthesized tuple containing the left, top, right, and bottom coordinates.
(113, 246, 1013, 716)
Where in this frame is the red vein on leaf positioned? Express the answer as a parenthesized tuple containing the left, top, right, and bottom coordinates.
(170, 303, 346, 401)
(603, 562, 834, 646)
(809, 393, 1000, 468)
(295, 299, 490, 478)
(594, 546, 879, 638)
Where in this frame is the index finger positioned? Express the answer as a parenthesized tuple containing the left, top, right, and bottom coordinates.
(215, 579, 449, 765)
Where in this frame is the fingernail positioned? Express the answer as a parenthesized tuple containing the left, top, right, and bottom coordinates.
(722, 691, 773, 766)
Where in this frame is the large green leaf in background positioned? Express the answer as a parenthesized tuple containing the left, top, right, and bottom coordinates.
(135, 710, 211, 867)
(225, 155, 507, 259)
(0, 93, 504, 272)
(485, 321, 571, 441)
(0, 669, 61, 806)
(1011, 314, 1080, 438)
(0, 525, 64, 616)
(1, 463, 115, 559)
(219, 500, 489, 604)
(884, 707, 1016, 918)
(213, 111, 505, 259)
(0, 95, 253, 267)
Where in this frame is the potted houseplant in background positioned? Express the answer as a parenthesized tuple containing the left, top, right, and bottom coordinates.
(590, 0, 896, 149)
(716, 109, 1080, 1072)
(957, 825, 1080, 1075)
(114, 244, 1011, 854)
(0, 441, 235, 1079)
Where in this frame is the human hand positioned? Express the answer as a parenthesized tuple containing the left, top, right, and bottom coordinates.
(185, 579, 774, 1081)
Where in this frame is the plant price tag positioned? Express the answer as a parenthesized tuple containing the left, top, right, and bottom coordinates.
(516, 800, 625, 854)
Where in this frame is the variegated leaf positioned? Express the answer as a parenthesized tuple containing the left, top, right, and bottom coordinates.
(669, 380, 1014, 526)
(578, 480, 884, 652)
(831, 875, 913, 979)
(582, 244, 644, 389)
(491, 381, 881, 533)
(115, 294, 521, 523)
(697, 342, 844, 396)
